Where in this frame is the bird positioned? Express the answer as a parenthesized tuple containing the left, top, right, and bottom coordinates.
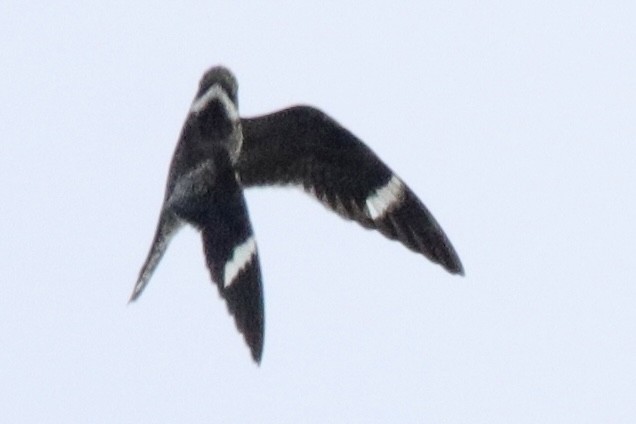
(130, 65, 464, 364)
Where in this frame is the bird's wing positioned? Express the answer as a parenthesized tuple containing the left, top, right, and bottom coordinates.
(166, 152, 265, 363)
(239, 106, 463, 275)
(130, 210, 183, 302)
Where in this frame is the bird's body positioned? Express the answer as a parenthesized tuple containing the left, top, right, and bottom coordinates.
(131, 67, 264, 360)
(131, 66, 463, 363)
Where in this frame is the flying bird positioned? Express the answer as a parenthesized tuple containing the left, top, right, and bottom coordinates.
(131, 66, 463, 364)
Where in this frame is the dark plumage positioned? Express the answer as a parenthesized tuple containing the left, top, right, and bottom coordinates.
(239, 106, 463, 275)
(131, 66, 463, 364)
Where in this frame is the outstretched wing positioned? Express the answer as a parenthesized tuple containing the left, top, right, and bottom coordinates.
(167, 151, 265, 363)
(239, 106, 463, 275)
(130, 210, 183, 302)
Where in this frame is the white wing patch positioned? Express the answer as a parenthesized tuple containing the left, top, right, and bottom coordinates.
(365, 175, 404, 220)
(223, 236, 257, 288)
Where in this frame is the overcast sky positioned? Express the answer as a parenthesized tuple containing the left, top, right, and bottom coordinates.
(2, 2, 635, 423)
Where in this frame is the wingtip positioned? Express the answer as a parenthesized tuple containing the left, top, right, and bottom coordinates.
(127, 290, 140, 304)
(247, 335, 264, 365)
(128, 276, 147, 304)
(441, 251, 465, 276)
(245, 325, 264, 365)
(450, 262, 465, 276)
(251, 350, 263, 366)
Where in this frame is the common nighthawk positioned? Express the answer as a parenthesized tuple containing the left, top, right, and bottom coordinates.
(130, 66, 464, 364)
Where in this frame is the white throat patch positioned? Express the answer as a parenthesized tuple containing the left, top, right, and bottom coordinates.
(189, 83, 239, 122)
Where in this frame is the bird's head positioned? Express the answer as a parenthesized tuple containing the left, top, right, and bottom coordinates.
(194, 65, 238, 108)
(188, 66, 242, 157)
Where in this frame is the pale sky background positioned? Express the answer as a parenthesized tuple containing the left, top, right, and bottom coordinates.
(1, 2, 635, 423)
